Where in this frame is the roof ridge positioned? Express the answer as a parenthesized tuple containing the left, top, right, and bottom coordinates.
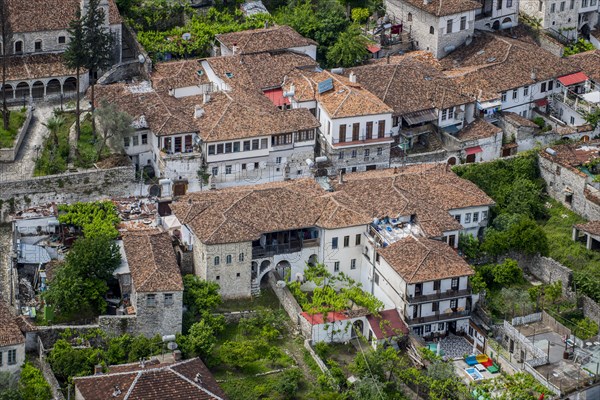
(169, 365, 225, 400)
(123, 371, 142, 399)
(382, 64, 400, 103)
(204, 191, 258, 242)
(407, 237, 431, 282)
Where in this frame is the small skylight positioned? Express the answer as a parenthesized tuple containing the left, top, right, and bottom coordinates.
(477, 50, 485, 55)
(225, 72, 234, 78)
(197, 70, 204, 76)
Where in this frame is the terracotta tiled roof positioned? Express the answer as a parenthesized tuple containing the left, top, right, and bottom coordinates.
(441, 33, 579, 101)
(568, 50, 600, 84)
(172, 164, 494, 244)
(152, 60, 210, 92)
(6, 54, 77, 82)
(122, 231, 183, 293)
(283, 69, 393, 118)
(349, 52, 471, 116)
(390, 0, 480, 16)
(0, 300, 25, 347)
(456, 119, 502, 141)
(7, 0, 121, 33)
(540, 140, 600, 169)
(574, 221, 600, 236)
(500, 112, 539, 128)
(74, 358, 226, 400)
(377, 236, 474, 283)
(366, 309, 409, 338)
(216, 25, 316, 55)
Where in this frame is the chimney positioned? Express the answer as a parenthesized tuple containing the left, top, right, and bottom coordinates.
(531, 69, 537, 81)
(168, 88, 175, 97)
(194, 105, 205, 119)
(386, 54, 390, 64)
(94, 365, 103, 375)
(203, 93, 210, 104)
(338, 169, 345, 184)
(349, 72, 357, 84)
(194, 373, 202, 384)
(232, 43, 238, 55)
(139, 358, 146, 368)
(173, 349, 182, 361)
(112, 385, 122, 398)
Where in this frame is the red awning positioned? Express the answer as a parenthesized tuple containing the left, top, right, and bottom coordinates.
(263, 88, 290, 107)
(535, 98, 548, 107)
(367, 44, 381, 54)
(558, 72, 589, 86)
(465, 146, 483, 155)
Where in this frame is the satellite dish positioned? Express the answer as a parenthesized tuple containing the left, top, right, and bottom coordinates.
(149, 184, 161, 197)
(182, 33, 191, 41)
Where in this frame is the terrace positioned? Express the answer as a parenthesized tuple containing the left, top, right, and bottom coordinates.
(366, 217, 423, 247)
(252, 228, 320, 258)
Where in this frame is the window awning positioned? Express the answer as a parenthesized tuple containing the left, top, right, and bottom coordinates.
(535, 98, 548, 107)
(403, 109, 437, 125)
(465, 146, 483, 155)
(558, 72, 589, 86)
(367, 44, 381, 54)
(476, 99, 502, 110)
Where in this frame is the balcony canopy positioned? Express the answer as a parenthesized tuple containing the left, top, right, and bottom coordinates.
(465, 145, 483, 155)
(558, 72, 589, 87)
(403, 109, 437, 125)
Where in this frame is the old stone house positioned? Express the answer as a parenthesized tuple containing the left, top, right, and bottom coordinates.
(0, 300, 25, 375)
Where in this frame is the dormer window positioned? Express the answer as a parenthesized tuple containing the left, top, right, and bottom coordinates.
(34, 40, 42, 52)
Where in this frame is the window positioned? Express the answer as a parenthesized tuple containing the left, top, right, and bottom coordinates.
(58, 36, 66, 44)
(465, 213, 471, 223)
(454, 214, 461, 223)
(214, 256, 220, 266)
(243, 140, 251, 151)
(433, 280, 441, 291)
(446, 19, 453, 34)
(226, 255, 232, 264)
(338, 151, 345, 160)
(216, 143, 224, 154)
(338, 125, 346, 143)
(352, 123, 360, 141)
(146, 294, 156, 307)
(482, 211, 488, 220)
(507, 0, 513, 6)
(438, 322, 445, 331)
(211, 166, 218, 176)
(512, 90, 518, 100)
(252, 139, 259, 150)
(450, 299, 458, 309)
(272, 133, 293, 146)
(570, 0, 574, 8)
(375, 253, 380, 263)
(7, 349, 16, 365)
(236, 272, 240, 278)
(351, 149, 357, 158)
(225, 165, 232, 175)
(355, 234, 361, 245)
(374, 272, 380, 285)
(560, 1, 565, 10)
(343, 236, 350, 247)
(441, 108, 454, 120)
(239, 253, 244, 262)
(34, 40, 42, 51)
(132, 135, 139, 146)
(124, 137, 130, 147)
(275, 157, 282, 164)
(225, 142, 232, 153)
(334, 261, 340, 272)
(366, 121, 373, 139)
(254, 162, 259, 169)
(233, 142, 240, 152)
(460, 16, 466, 30)
(541, 82, 547, 92)
(378, 120, 385, 138)
(473, 212, 479, 223)
(14, 41, 22, 54)
(332, 237, 338, 249)
(164, 293, 174, 306)
(141, 134, 148, 145)
(550, 2, 555, 11)
(497, 0, 503, 9)
(432, 302, 439, 312)
(377, 147, 382, 156)
(295, 129, 315, 142)
(425, 324, 431, 333)
(174, 137, 182, 153)
(501, 92, 507, 102)
(570, 116, 575, 125)
(364, 149, 370, 159)
(407, 12, 412, 21)
(548, 80, 554, 91)
(242, 163, 246, 170)
(216, 275, 220, 280)
(451, 277, 459, 290)
(351, 259, 356, 270)
(261, 138, 268, 149)
(430, 26, 435, 34)
(523, 86, 529, 96)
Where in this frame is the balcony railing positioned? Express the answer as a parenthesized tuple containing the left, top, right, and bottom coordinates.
(332, 133, 392, 145)
(407, 309, 471, 325)
(399, 123, 435, 138)
(407, 288, 471, 304)
(252, 238, 320, 259)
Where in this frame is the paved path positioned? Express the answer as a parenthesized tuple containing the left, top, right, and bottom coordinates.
(0, 105, 55, 182)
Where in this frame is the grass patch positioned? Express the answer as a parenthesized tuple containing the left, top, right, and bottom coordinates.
(33, 112, 76, 176)
(216, 286, 280, 312)
(0, 108, 27, 148)
(75, 116, 110, 168)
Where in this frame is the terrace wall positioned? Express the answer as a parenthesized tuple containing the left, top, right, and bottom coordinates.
(0, 107, 32, 162)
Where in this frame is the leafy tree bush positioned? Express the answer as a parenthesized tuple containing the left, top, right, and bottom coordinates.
(179, 319, 217, 359)
(274, 368, 302, 397)
(18, 363, 52, 400)
(218, 338, 271, 369)
(326, 24, 368, 68)
(576, 317, 599, 340)
(564, 38, 595, 56)
(458, 232, 481, 260)
(181, 275, 224, 334)
(492, 258, 524, 287)
(57, 201, 120, 239)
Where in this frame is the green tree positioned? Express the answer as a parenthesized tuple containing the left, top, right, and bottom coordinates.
(64, 9, 87, 139)
(42, 116, 65, 155)
(275, 368, 303, 397)
(564, 38, 595, 56)
(493, 258, 524, 286)
(544, 281, 562, 305)
(326, 24, 368, 68)
(18, 363, 52, 400)
(181, 275, 224, 334)
(458, 232, 481, 260)
(180, 319, 217, 358)
(576, 317, 599, 340)
(218, 339, 268, 369)
(351, 7, 370, 23)
(95, 101, 134, 161)
(350, 376, 385, 399)
(584, 108, 600, 129)
(48, 339, 104, 381)
(82, 0, 115, 137)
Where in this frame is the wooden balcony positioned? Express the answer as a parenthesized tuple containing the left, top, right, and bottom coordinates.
(407, 310, 470, 325)
(252, 237, 320, 258)
(407, 288, 472, 304)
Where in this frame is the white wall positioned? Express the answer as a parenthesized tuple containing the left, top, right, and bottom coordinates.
(448, 206, 490, 236)
(289, 44, 317, 61)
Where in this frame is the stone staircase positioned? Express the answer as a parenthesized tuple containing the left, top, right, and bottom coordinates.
(251, 279, 261, 296)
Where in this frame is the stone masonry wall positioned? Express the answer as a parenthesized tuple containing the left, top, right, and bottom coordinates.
(98, 315, 139, 336)
(0, 165, 137, 223)
(195, 241, 252, 299)
(135, 290, 183, 338)
(0, 107, 32, 162)
(267, 270, 312, 338)
(503, 252, 574, 298)
(582, 295, 600, 325)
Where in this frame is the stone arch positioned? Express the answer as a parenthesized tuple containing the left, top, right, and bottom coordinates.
(275, 260, 291, 281)
(251, 261, 258, 280)
(63, 77, 77, 93)
(1, 84, 13, 100)
(15, 82, 29, 99)
(47, 79, 61, 96)
(259, 260, 271, 277)
(492, 20, 500, 30)
(31, 81, 44, 99)
(447, 156, 457, 166)
(308, 254, 318, 267)
(352, 320, 364, 338)
(502, 17, 512, 25)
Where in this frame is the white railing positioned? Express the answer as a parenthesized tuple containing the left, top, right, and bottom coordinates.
(524, 361, 561, 397)
(504, 320, 548, 363)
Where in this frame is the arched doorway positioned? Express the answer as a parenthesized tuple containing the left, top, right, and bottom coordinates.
(447, 157, 457, 166)
(352, 320, 364, 338)
(1, 84, 13, 100)
(581, 23, 591, 40)
(63, 77, 77, 94)
(259, 260, 271, 276)
(275, 260, 291, 281)
(251, 261, 258, 280)
(31, 81, 44, 99)
(15, 82, 29, 99)
(492, 20, 500, 30)
(307, 254, 318, 267)
(46, 79, 61, 96)
(582, 135, 590, 142)
(501, 17, 512, 28)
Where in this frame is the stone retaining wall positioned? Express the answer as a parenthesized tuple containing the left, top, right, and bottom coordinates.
(266, 271, 312, 338)
(98, 315, 138, 337)
(0, 107, 32, 162)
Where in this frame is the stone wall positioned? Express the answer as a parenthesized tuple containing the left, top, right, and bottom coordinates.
(218, 310, 258, 323)
(267, 270, 312, 338)
(503, 252, 574, 298)
(97, 60, 149, 85)
(135, 290, 183, 337)
(121, 23, 152, 76)
(0, 107, 32, 162)
(34, 324, 100, 349)
(319, 135, 391, 175)
(98, 315, 138, 336)
(582, 295, 600, 325)
(0, 165, 137, 223)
